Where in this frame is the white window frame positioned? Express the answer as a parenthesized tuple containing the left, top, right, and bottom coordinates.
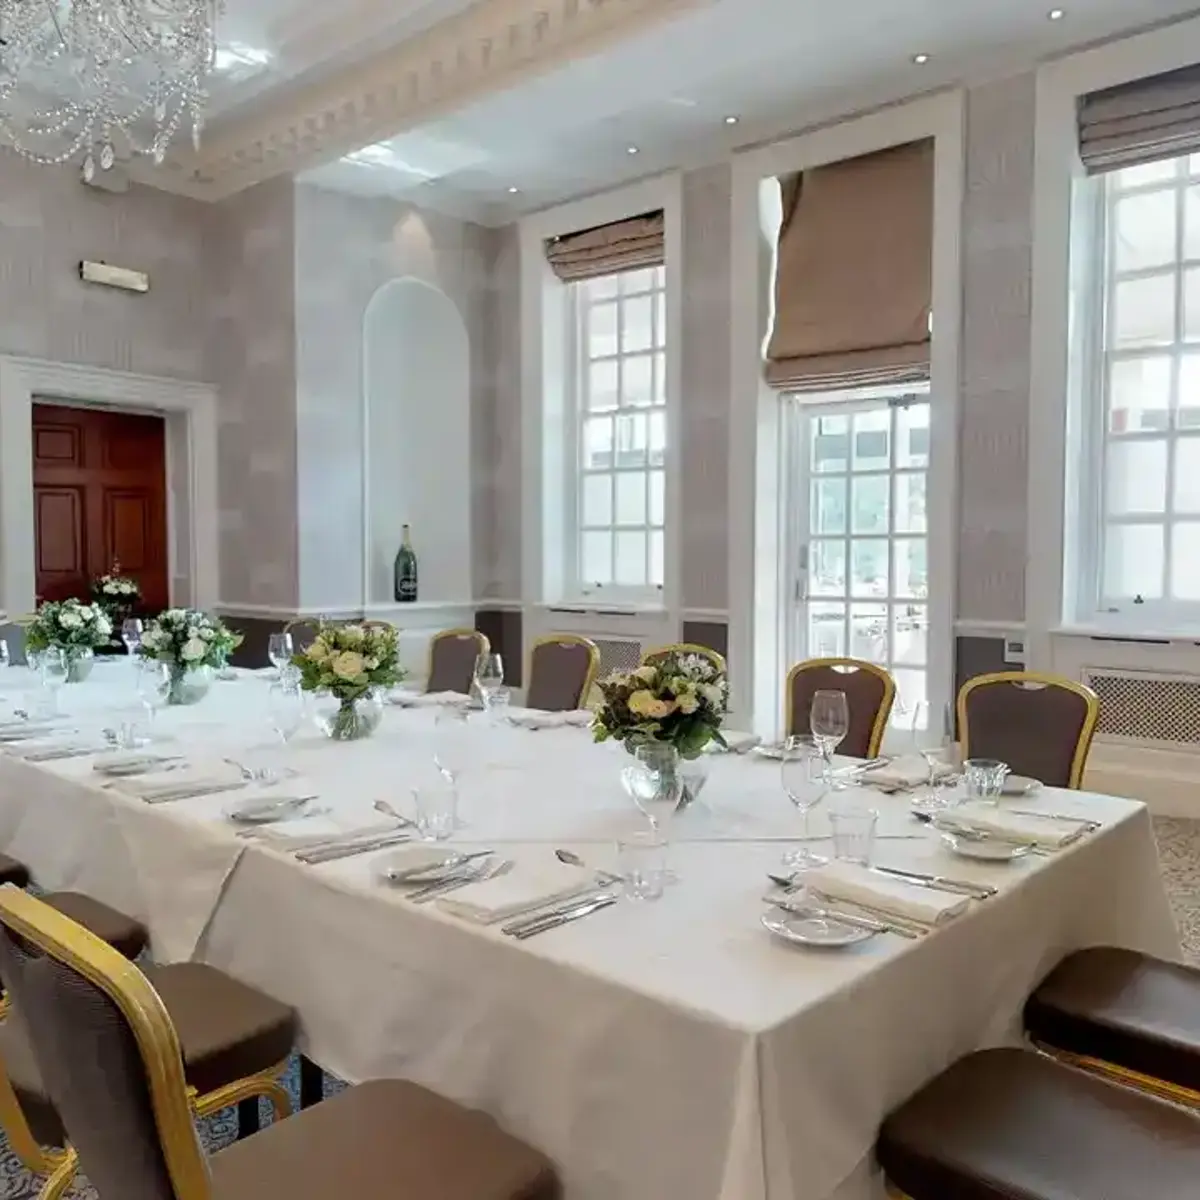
(564, 266, 668, 603)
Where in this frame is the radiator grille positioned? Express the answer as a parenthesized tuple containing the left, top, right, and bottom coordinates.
(1083, 668, 1200, 748)
(592, 637, 643, 677)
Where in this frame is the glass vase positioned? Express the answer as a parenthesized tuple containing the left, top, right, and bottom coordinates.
(166, 664, 213, 706)
(64, 647, 95, 683)
(317, 690, 384, 741)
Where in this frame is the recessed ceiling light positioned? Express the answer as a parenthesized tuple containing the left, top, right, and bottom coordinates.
(1048, 7, 1065, 18)
(724, 115, 739, 126)
(507, 186, 519, 194)
(912, 52, 930, 65)
(627, 145, 640, 155)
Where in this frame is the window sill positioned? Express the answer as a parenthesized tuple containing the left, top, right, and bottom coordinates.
(542, 601, 669, 617)
(1052, 622, 1200, 645)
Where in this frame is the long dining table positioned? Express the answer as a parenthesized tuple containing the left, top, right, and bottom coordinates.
(0, 660, 1182, 1200)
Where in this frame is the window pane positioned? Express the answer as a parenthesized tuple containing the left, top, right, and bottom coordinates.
(648, 411, 666, 466)
(850, 539, 889, 596)
(1106, 439, 1167, 514)
(1186, 186, 1200, 260)
(812, 477, 846, 535)
(895, 473, 926, 534)
(621, 268, 655, 295)
(587, 302, 617, 357)
(1103, 524, 1163, 599)
(648, 469, 665, 527)
(849, 603, 888, 661)
(893, 604, 927, 667)
(623, 354, 653, 406)
(584, 275, 618, 301)
(654, 291, 666, 347)
(810, 539, 846, 597)
(1114, 189, 1177, 272)
(588, 360, 618, 410)
(1108, 357, 1171, 432)
(583, 417, 613, 469)
(896, 403, 929, 468)
(582, 474, 612, 526)
(622, 295, 654, 352)
(1111, 274, 1175, 349)
(1180, 355, 1200, 428)
(1176, 440, 1200, 512)
(615, 531, 646, 585)
(1184, 267, 1200, 342)
(891, 668, 928, 724)
(649, 531, 664, 587)
(614, 413, 647, 467)
(582, 532, 612, 585)
(1116, 160, 1178, 188)
(812, 414, 849, 472)
(853, 409, 890, 469)
(615, 472, 647, 526)
(808, 603, 846, 658)
(894, 538, 927, 598)
(1172, 524, 1200, 598)
(653, 351, 666, 405)
(851, 475, 889, 534)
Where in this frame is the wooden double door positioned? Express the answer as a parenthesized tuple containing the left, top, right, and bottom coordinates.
(32, 404, 169, 610)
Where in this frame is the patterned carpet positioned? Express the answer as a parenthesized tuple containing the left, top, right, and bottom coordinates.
(2, 817, 1198, 1198)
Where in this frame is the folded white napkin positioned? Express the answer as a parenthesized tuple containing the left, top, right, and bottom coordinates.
(504, 707, 593, 730)
(940, 803, 1083, 849)
(388, 689, 473, 709)
(805, 860, 969, 925)
(860, 755, 954, 789)
(438, 860, 592, 925)
(247, 819, 397, 853)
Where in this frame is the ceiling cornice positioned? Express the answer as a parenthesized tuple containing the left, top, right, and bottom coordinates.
(146, 0, 710, 201)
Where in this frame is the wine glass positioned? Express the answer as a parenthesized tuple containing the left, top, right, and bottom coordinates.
(136, 659, 169, 727)
(268, 632, 294, 675)
(121, 618, 144, 656)
(911, 700, 955, 802)
(268, 681, 306, 745)
(781, 734, 828, 871)
(810, 689, 850, 787)
(433, 707, 470, 785)
(474, 653, 505, 706)
(622, 745, 683, 832)
(0, 639, 9, 670)
(39, 647, 68, 716)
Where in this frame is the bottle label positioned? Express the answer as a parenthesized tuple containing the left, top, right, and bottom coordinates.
(398, 578, 418, 602)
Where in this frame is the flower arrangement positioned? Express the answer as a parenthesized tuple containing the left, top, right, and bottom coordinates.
(25, 600, 112, 679)
(591, 651, 728, 759)
(137, 608, 242, 703)
(91, 569, 141, 613)
(291, 622, 404, 740)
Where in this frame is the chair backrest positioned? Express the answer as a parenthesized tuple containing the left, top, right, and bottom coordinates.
(525, 636, 600, 712)
(282, 617, 321, 654)
(958, 671, 1099, 788)
(641, 643, 727, 675)
(427, 629, 489, 695)
(0, 887, 210, 1200)
(785, 658, 895, 757)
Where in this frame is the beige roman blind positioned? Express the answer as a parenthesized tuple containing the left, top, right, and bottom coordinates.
(1079, 65, 1200, 174)
(544, 210, 664, 283)
(765, 139, 934, 393)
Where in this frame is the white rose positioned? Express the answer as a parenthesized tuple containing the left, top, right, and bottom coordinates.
(58, 611, 81, 629)
(181, 637, 207, 663)
(96, 614, 112, 636)
(363, 656, 379, 670)
(200, 627, 214, 640)
(699, 683, 725, 709)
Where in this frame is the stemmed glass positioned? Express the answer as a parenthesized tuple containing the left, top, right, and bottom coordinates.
(433, 707, 470, 785)
(39, 647, 68, 716)
(0, 640, 8, 670)
(121, 618, 144, 656)
(136, 659, 169, 730)
(911, 700, 956, 803)
(474, 653, 505, 707)
(268, 632, 294, 676)
(621, 745, 680, 883)
(781, 734, 828, 871)
(810, 689, 850, 788)
(268, 680, 306, 746)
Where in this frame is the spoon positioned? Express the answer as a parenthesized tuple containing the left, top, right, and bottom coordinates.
(373, 798, 416, 828)
(555, 848, 622, 887)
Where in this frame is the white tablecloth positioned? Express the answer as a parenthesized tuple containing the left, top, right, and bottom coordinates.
(0, 663, 1181, 1200)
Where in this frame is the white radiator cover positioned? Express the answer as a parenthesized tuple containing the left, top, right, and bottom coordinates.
(1081, 666, 1200, 753)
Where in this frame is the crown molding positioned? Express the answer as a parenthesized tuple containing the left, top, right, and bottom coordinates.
(144, 0, 709, 201)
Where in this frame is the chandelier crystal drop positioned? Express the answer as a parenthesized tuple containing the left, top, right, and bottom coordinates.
(0, 0, 222, 171)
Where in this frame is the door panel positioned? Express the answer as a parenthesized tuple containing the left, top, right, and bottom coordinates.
(32, 405, 168, 611)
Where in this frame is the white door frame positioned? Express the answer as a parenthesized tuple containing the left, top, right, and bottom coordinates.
(0, 354, 219, 618)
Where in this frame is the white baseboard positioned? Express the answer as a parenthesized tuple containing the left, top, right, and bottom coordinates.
(1085, 742, 1200, 820)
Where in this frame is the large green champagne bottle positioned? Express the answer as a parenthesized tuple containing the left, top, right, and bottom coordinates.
(393, 524, 418, 603)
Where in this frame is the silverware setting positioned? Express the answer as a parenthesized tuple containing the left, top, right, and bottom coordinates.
(373, 798, 417, 829)
(500, 889, 613, 937)
(933, 821, 1055, 854)
(296, 829, 413, 864)
(408, 858, 511, 904)
(507, 893, 619, 940)
(554, 848, 622, 887)
(1008, 808, 1102, 831)
(17, 744, 103, 763)
(388, 848, 495, 885)
(804, 889, 932, 937)
(141, 780, 248, 805)
(868, 864, 997, 900)
(767, 897, 920, 940)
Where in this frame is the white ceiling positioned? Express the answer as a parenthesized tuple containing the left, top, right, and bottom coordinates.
(293, 0, 1200, 224)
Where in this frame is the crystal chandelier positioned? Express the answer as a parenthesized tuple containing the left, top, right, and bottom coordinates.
(0, 0, 222, 175)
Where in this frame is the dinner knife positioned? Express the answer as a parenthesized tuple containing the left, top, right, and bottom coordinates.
(510, 894, 618, 940)
(869, 865, 996, 900)
(500, 890, 609, 936)
(298, 830, 413, 864)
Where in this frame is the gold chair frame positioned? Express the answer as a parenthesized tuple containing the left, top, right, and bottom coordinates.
(956, 671, 1100, 790)
(640, 643, 727, 674)
(527, 635, 601, 711)
(1031, 1040, 1200, 1114)
(0, 888, 289, 1200)
(426, 628, 490, 688)
(783, 657, 896, 756)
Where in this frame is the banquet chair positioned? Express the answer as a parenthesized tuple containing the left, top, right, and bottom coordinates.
(877, 1047, 1200, 1200)
(640, 642, 726, 674)
(957, 670, 1099, 788)
(525, 635, 600, 712)
(426, 628, 489, 695)
(784, 658, 895, 756)
(0, 893, 297, 1199)
(0, 886, 560, 1200)
(281, 617, 320, 654)
(1024, 946, 1200, 1114)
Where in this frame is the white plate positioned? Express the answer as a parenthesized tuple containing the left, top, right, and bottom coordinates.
(760, 909, 875, 947)
(94, 754, 179, 778)
(224, 795, 313, 825)
(374, 847, 463, 884)
(1001, 774, 1042, 796)
(939, 831, 1031, 862)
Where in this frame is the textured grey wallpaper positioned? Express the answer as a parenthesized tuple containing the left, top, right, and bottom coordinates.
(957, 74, 1036, 624)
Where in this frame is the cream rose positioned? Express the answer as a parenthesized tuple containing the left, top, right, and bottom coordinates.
(331, 650, 365, 680)
(305, 640, 329, 664)
(676, 690, 699, 715)
(633, 665, 658, 684)
(181, 636, 207, 663)
(628, 689, 675, 720)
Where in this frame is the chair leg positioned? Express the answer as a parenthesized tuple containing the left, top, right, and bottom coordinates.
(299, 1055, 323, 1108)
(38, 1149, 78, 1200)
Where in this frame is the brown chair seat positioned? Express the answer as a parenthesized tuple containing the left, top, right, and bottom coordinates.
(39, 892, 147, 960)
(0, 855, 29, 889)
(1025, 946, 1200, 1095)
(878, 1047, 1200, 1200)
(4, 961, 295, 1147)
(211, 1079, 559, 1200)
